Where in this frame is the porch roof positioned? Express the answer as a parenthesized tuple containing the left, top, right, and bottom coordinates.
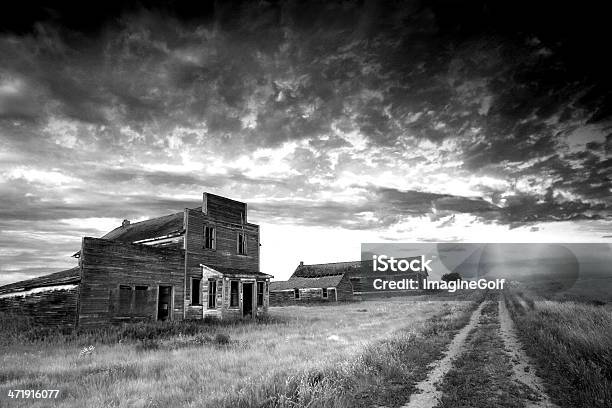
(201, 264, 273, 279)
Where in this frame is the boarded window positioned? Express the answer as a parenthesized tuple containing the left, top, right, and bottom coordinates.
(208, 279, 217, 309)
(191, 278, 201, 305)
(237, 232, 247, 255)
(230, 280, 239, 307)
(134, 286, 148, 314)
(257, 281, 264, 307)
(204, 225, 215, 249)
(294, 288, 300, 299)
(322, 288, 328, 298)
(119, 285, 132, 315)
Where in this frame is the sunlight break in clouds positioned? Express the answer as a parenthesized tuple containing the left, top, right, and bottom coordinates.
(0, 0, 610, 284)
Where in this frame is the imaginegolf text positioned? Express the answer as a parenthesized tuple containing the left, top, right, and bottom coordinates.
(372, 278, 506, 292)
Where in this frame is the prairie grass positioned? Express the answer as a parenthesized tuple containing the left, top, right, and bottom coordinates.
(506, 289, 612, 408)
(0, 296, 478, 408)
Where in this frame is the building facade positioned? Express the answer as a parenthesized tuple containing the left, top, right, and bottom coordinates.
(0, 193, 272, 328)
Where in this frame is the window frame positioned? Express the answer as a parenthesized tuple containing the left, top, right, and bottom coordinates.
(207, 279, 217, 309)
(257, 281, 264, 307)
(203, 225, 216, 250)
(322, 287, 328, 298)
(237, 232, 247, 255)
(134, 285, 148, 314)
(191, 278, 202, 306)
(118, 285, 133, 316)
(230, 280, 240, 308)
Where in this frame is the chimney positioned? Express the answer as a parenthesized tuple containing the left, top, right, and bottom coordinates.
(202, 192, 208, 214)
(299, 261, 304, 266)
(122, 219, 130, 227)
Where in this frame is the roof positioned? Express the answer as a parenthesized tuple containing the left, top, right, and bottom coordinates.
(270, 275, 345, 291)
(101, 211, 184, 242)
(292, 261, 363, 278)
(202, 264, 273, 278)
(0, 267, 81, 295)
(268, 260, 360, 291)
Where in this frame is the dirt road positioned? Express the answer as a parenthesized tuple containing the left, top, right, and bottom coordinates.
(401, 295, 558, 408)
(402, 301, 486, 408)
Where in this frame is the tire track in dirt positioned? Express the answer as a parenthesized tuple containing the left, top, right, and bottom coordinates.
(498, 298, 559, 408)
(401, 301, 487, 408)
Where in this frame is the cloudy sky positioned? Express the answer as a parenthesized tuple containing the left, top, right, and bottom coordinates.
(0, 0, 610, 283)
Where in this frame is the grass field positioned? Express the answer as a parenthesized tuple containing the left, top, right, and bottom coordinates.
(505, 287, 612, 408)
(0, 296, 479, 408)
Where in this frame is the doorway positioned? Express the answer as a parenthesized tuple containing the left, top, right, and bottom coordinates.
(242, 282, 253, 318)
(157, 286, 172, 321)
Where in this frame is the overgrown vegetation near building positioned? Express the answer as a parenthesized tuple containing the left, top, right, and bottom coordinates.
(0, 295, 480, 408)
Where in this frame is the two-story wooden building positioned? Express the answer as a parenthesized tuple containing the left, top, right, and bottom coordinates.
(0, 193, 272, 328)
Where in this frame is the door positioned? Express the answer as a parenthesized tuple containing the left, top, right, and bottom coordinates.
(157, 286, 172, 321)
(242, 282, 253, 318)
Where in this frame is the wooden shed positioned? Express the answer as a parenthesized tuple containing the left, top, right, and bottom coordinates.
(269, 261, 358, 305)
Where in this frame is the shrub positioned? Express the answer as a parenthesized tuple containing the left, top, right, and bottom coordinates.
(441, 272, 462, 282)
(213, 333, 231, 345)
(135, 338, 160, 352)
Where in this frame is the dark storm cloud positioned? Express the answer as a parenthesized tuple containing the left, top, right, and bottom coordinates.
(250, 187, 501, 230)
(0, 0, 611, 282)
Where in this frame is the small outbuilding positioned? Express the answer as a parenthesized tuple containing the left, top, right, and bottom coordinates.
(269, 259, 429, 305)
(269, 261, 359, 305)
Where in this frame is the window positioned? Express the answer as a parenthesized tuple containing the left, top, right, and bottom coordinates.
(191, 278, 201, 305)
(257, 282, 264, 307)
(322, 288, 328, 298)
(237, 232, 247, 255)
(204, 225, 215, 249)
(230, 281, 239, 307)
(119, 285, 132, 315)
(294, 288, 300, 299)
(208, 279, 217, 309)
(328, 288, 336, 299)
(134, 286, 148, 314)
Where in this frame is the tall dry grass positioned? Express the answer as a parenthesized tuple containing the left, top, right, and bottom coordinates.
(0, 297, 477, 408)
(506, 291, 612, 408)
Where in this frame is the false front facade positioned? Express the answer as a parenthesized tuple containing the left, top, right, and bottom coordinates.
(0, 193, 272, 328)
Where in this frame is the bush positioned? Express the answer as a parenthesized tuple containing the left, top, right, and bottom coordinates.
(213, 333, 231, 345)
(441, 272, 462, 282)
(135, 338, 160, 352)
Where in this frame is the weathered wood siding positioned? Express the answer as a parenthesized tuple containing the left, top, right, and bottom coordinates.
(269, 287, 339, 305)
(0, 285, 79, 328)
(184, 194, 260, 319)
(78, 237, 184, 328)
(335, 274, 354, 301)
(269, 289, 295, 305)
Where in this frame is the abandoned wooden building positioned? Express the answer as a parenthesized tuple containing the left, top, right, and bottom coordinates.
(269, 261, 357, 304)
(0, 193, 272, 328)
(269, 259, 428, 305)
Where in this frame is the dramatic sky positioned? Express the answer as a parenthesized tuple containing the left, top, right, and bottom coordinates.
(0, 0, 610, 283)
